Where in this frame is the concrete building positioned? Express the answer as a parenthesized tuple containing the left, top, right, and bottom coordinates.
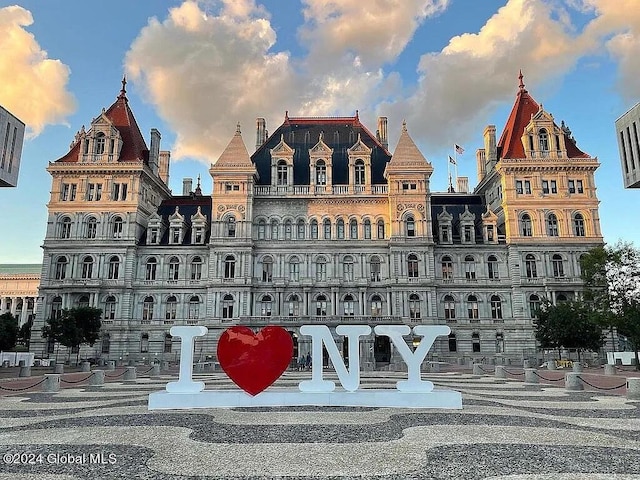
(0, 264, 40, 327)
(30, 74, 603, 366)
(615, 102, 640, 188)
(0, 106, 26, 187)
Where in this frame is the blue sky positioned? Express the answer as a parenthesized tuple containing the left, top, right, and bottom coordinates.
(1, 0, 639, 263)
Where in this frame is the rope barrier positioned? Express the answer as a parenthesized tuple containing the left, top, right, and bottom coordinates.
(0, 378, 47, 392)
(104, 370, 127, 379)
(478, 366, 493, 374)
(576, 375, 627, 391)
(138, 366, 154, 375)
(504, 369, 525, 376)
(532, 371, 564, 382)
(60, 372, 95, 384)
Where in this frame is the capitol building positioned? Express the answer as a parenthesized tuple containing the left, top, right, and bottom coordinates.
(30, 74, 603, 366)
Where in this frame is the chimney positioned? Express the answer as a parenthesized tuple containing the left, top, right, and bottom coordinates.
(483, 125, 497, 170)
(256, 117, 267, 151)
(159, 151, 171, 185)
(476, 148, 486, 183)
(182, 178, 193, 196)
(149, 128, 161, 174)
(457, 176, 469, 194)
(377, 116, 388, 150)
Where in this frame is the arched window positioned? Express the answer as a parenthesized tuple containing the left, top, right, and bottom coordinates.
(141, 333, 149, 353)
(260, 295, 273, 316)
(448, 333, 457, 352)
(60, 217, 72, 239)
(538, 128, 549, 152)
(51, 296, 63, 319)
(142, 296, 154, 321)
(323, 219, 331, 239)
(277, 160, 288, 186)
(350, 219, 358, 239)
(168, 256, 180, 280)
(284, 219, 292, 240)
(95, 132, 106, 154)
(81, 255, 94, 279)
(409, 294, 421, 319)
(574, 213, 585, 236)
(271, 219, 279, 239)
(164, 334, 172, 353)
(343, 294, 355, 316)
(336, 218, 344, 239)
(377, 219, 385, 239)
(108, 256, 120, 280)
(289, 256, 300, 281)
(556, 293, 568, 304)
(316, 256, 327, 282)
(370, 255, 381, 282)
(355, 160, 365, 185)
(55, 256, 68, 280)
(288, 294, 301, 316)
(521, 213, 532, 237)
(310, 219, 319, 239)
(112, 216, 123, 238)
(85, 217, 97, 239)
(104, 296, 116, 320)
(166, 295, 177, 320)
(472, 332, 481, 352)
(343, 255, 354, 282)
(227, 216, 236, 238)
(297, 219, 305, 239)
(257, 219, 266, 240)
(441, 255, 453, 280)
(552, 254, 564, 277)
(444, 295, 456, 320)
(408, 254, 419, 278)
(495, 333, 504, 353)
(191, 256, 203, 280)
(406, 215, 416, 237)
(101, 334, 110, 354)
(487, 255, 499, 279)
(224, 255, 236, 279)
(547, 213, 559, 236)
(316, 295, 328, 316)
(364, 219, 372, 239)
(467, 295, 479, 319)
(525, 254, 537, 278)
(222, 294, 234, 319)
(146, 257, 157, 281)
(316, 160, 327, 185)
(371, 294, 383, 316)
(529, 294, 541, 318)
(491, 295, 503, 319)
(188, 296, 200, 319)
(464, 255, 476, 280)
(262, 256, 273, 282)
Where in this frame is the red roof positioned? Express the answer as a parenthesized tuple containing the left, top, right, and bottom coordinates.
(55, 81, 149, 163)
(498, 75, 589, 159)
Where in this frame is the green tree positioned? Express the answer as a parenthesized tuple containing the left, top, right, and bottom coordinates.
(0, 312, 19, 351)
(42, 307, 102, 361)
(533, 301, 604, 361)
(18, 317, 34, 349)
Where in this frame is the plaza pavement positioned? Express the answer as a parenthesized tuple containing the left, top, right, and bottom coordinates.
(0, 365, 638, 479)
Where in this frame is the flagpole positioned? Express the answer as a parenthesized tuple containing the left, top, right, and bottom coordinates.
(447, 150, 451, 191)
(453, 144, 458, 190)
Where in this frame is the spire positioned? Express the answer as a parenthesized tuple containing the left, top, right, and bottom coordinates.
(118, 74, 128, 100)
(195, 174, 202, 196)
(385, 121, 432, 174)
(212, 123, 256, 170)
(518, 69, 526, 93)
(236, 122, 241, 134)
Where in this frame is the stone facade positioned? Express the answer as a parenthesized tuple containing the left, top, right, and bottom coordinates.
(0, 105, 25, 187)
(0, 264, 40, 327)
(615, 101, 640, 188)
(30, 75, 603, 366)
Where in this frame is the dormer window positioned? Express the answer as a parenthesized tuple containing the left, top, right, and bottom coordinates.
(171, 227, 180, 244)
(440, 225, 450, 242)
(538, 128, 549, 153)
(193, 227, 204, 244)
(355, 160, 365, 185)
(95, 133, 106, 155)
(277, 160, 288, 186)
(316, 160, 327, 185)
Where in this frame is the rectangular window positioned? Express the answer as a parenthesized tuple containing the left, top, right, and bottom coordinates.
(289, 262, 299, 282)
(0, 122, 9, 169)
(568, 180, 575, 194)
(576, 180, 583, 194)
(542, 180, 549, 194)
(515, 180, 523, 194)
(112, 183, 120, 201)
(61, 183, 70, 201)
(7, 127, 17, 172)
(87, 183, 96, 201)
(343, 262, 353, 282)
(70, 184, 77, 201)
(524, 180, 531, 194)
(550, 180, 557, 194)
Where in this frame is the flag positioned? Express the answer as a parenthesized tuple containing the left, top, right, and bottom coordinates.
(448, 155, 456, 165)
(455, 144, 465, 155)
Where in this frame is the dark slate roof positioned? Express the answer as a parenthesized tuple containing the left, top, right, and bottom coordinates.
(140, 196, 211, 246)
(430, 194, 490, 244)
(251, 114, 391, 185)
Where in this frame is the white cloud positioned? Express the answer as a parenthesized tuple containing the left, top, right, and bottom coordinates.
(0, 6, 75, 137)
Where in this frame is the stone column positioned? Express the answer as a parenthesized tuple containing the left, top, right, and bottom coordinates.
(472, 363, 483, 375)
(627, 378, 640, 400)
(90, 370, 105, 386)
(565, 372, 583, 391)
(495, 365, 507, 379)
(43, 374, 60, 392)
(524, 368, 538, 384)
(604, 364, 616, 375)
(124, 366, 136, 380)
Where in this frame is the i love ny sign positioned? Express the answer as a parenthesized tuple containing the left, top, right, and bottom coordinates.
(148, 325, 462, 410)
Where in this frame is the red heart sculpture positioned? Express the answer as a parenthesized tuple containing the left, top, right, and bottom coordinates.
(217, 326, 294, 396)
